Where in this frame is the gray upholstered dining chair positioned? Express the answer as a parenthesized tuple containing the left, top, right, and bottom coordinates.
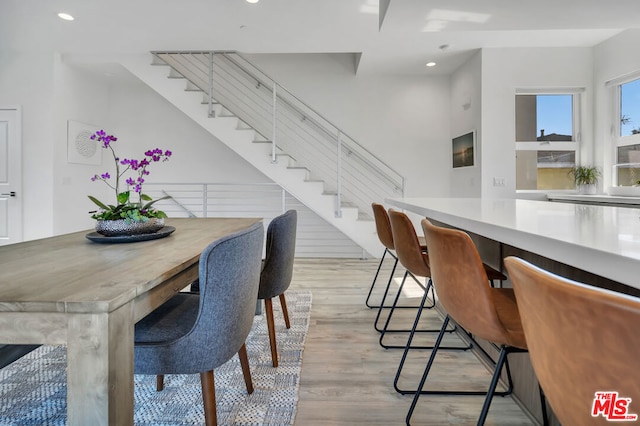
(0, 344, 40, 369)
(134, 221, 264, 426)
(258, 209, 297, 367)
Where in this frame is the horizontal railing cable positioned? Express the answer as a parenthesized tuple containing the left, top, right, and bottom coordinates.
(144, 182, 366, 258)
(151, 51, 405, 218)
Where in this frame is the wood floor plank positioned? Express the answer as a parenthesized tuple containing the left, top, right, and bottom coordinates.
(290, 258, 537, 425)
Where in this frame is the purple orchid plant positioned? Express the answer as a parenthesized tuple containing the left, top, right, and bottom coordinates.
(88, 130, 172, 222)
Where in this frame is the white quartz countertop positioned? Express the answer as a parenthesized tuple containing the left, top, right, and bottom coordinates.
(386, 197, 640, 290)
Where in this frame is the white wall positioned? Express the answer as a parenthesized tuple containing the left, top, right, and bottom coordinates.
(50, 61, 271, 235)
(9, 43, 634, 245)
(480, 47, 593, 198)
(20, 57, 362, 257)
(593, 29, 640, 190)
(244, 53, 452, 198)
(0, 51, 55, 240)
(52, 56, 111, 234)
(449, 50, 482, 197)
(0, 50, 453, 245)
(107, 77, 270, 185)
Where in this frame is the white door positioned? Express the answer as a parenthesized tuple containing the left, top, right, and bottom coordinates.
(0, 108, 22, 245)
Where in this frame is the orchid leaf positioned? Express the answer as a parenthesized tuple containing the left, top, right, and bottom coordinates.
(117, 191, 130, 205)
(88, 196, 109, 210)
(142, 195, 171, 210)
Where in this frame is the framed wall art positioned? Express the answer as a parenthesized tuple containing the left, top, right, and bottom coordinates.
(67, 120, 101, 165)
(452, 130, 475, 168)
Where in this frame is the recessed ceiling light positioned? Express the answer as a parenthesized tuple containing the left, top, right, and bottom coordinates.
(58, 12, 74, 21)
(246, 0, 259, 3)
(426, 62, 437, 67)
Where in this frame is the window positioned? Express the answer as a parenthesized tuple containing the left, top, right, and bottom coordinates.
(515, 92, 580, 190)
(614, 78, 640, 186)
(620, 79, 640, 137)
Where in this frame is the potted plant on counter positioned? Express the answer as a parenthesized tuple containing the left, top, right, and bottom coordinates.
(569, 165, 601, 195)
(88, 130, 173, 236)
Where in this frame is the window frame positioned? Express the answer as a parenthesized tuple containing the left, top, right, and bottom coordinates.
(515, 88, 583, 192)
(609, 73, 640, 186)
(616, 77, 640, 145)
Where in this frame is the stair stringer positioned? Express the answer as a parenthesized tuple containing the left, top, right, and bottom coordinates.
(120, 54, 381, 257)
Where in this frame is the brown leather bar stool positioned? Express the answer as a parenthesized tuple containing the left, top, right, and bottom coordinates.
(370, 203, 435, 337)
(382, 209, 464, 348)
(506, 256, 640, 426)
(366, 203, 401, 308)
(407, 219, 546, 425)
(389, 210, 507, 394)
(388, 210, 471, 391)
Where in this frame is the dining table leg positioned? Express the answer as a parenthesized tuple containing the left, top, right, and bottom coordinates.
(66, 301, 135, 426)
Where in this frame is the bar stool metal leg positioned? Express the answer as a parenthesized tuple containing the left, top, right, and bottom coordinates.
(368, 251, 400, 312)
(374, 270, 436, 335)
(380, 276, 463, 350)
(539, 384, 550, 426)
(404, 316, 516, 415)
(368, 251, 430, 315)
(477, 346, 509, 425)
(393, 288, 471, 394)
(365, 248, 394, 308)
(377, 274, 457, 350)
(406, 315, 451, 425)
(372, 261, 402, 331)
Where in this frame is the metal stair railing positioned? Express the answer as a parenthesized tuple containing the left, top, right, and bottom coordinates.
(144, 182, 288, 219)
(151, 50, 405, 219)
(144, 182, 368, 259)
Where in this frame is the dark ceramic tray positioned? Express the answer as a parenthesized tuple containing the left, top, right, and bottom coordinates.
(86, 226, 175, 244)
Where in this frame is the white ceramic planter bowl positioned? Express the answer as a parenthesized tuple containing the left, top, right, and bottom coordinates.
(607, 186, 640, 197)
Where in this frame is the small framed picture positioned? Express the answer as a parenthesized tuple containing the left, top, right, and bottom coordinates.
(67, 120, 101, 165)
(452, 130, 475, 168)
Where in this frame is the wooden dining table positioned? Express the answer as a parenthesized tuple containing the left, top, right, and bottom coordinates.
(0, 217, 262, 425)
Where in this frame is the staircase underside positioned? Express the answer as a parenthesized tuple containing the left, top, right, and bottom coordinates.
(120, 53, 381, 257)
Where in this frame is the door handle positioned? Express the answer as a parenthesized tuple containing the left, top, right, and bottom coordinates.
(1, 192, 16, 197)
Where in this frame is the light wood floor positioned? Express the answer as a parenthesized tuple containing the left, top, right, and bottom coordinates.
(290, 258, 537, 426)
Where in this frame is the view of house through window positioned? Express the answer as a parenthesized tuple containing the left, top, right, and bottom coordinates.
(515, 93, 577, 190)
(616, 78, 640, 186)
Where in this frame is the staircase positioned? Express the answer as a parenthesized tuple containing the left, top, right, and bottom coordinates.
(120, 51, 405, 256)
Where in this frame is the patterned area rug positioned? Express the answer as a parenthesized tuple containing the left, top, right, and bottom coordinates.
(0, 290, 312, 426)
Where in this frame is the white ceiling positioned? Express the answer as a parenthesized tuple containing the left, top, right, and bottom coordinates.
(1, 0, 639, 75)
